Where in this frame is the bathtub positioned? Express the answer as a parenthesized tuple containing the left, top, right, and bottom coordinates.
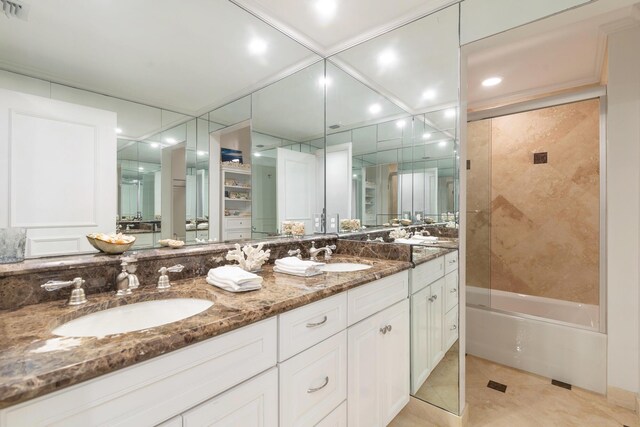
(466, 286, 607, 393)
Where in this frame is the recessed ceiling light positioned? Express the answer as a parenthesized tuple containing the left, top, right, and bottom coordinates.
(422, 89, 436, 100)
(165, 137, 177, 144)
(369, 103, 382, 114)
(115, 128, 123, 134)
(482, 76, 502, 87)
(422, 133, 432, 140)
(353, 174, 358, 178)
(396, 119, 406, 129)
(314, 0, 337, 17)
(318, 76, 332, 88)
(439, 141, 447, 147)
(254, 152, 262, 157)
(138, 167, 144, 171)
(248, 38, 267, 55)
(150, 142, 159, 148)
(377, 50, 397, 67)
(444, 109, 456, 118)
(197, 151, 206, 156)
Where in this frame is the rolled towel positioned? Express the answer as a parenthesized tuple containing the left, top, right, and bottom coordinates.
(206, 276, 262, 292)
(393, 238, 415, 245)
(208, 266, 263, 286)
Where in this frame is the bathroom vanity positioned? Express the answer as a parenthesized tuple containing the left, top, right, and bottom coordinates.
(0, 242, 456, 427)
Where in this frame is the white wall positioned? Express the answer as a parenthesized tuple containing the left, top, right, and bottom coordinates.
(607, 25, 640, 396)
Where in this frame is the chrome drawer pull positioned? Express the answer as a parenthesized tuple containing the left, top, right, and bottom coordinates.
(306, 315, 328, 328)
(386, 324, 392, 333)
(450, 288, 457, 293)
(380, 327, 387, 334)
(450, 325, 457, 330)
(307, 376, 329, 393)
(432, 295, 438, 300)
(448, 259, 457, 264)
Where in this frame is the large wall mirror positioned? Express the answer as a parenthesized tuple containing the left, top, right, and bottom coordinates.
(327, 3, 461, 415)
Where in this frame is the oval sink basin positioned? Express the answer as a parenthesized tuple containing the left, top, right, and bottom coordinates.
(319, 263, 372, 273)
(53, 298, 214, 338)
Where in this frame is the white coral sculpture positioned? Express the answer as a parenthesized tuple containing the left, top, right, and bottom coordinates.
(389, 228, 408, 240)
(226, 243, 271, 272)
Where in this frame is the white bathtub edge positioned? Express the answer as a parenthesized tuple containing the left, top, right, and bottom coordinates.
(467, 305, 607, 394)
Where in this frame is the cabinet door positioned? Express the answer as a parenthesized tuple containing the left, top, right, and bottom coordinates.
(347, 314, 382, 427)
(428, 278, 445, 369)
(379, 299, 410, 425)
(182, 368, 278, 427)
(410, 286, 431, 394)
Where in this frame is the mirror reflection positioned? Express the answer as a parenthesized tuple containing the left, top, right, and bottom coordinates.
(329, 3, 461, 415)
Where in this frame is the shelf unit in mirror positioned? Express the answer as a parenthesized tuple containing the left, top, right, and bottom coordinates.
(222, 167, 252, 240)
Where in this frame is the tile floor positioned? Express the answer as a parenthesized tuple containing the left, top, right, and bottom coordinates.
(392, 355, 639, 427)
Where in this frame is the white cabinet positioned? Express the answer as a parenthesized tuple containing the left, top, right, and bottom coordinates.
(348, 299, 410, 427)
(221, 167, 251, 241)
(347, 271, 408, 325)
(278, 293, 348, 362)
(279, 331, 347, 427)
(410, 277, 444, 393)
(409, 251, 459, 395)
(182, 368, 278, 427)
(315, 401, 346, 427)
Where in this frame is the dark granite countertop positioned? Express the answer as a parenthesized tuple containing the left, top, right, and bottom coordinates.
(0, 255, 411, 409)
(411, 241, 458, 265)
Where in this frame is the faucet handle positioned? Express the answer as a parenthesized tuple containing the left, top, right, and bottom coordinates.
(42, 277, 87, 306)
(157, 264, 184, 290)
(310, 241, 316, 249)
(288, 248, 302, 259)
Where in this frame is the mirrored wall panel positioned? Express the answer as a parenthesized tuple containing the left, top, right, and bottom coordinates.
(328, 3, 461, 415)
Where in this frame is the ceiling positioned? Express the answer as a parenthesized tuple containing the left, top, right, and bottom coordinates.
(231, 0, 458, 57)
(466, 0, 640, 111)
(0, 0, 319, 117)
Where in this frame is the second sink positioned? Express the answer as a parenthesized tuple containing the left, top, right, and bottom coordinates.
(53, 298, 214, 338)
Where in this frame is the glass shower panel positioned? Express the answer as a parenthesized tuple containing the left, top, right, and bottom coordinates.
(466, 118, 492, 308)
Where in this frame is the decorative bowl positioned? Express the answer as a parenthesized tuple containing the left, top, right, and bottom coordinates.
(87, 234, 136, 255)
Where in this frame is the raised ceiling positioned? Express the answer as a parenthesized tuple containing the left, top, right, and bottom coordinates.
(466, 0, 640, 111)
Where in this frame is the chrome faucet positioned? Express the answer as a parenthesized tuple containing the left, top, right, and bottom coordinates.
(309, 241, 337, 261)
(157, 264, 185, 291)
(41, 277, 88, 306)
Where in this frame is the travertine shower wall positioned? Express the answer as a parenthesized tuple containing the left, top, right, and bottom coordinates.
(467, 98, 600, 305)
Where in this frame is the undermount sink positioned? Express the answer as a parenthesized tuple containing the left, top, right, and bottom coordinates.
(319, 263, 372, 273)
(52, 298, 214, 338)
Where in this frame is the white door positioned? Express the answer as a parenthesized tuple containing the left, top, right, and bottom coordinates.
(347, 314, 382, 427)
(379, 299, 410, 425)
(182, 368, 278, 427)
(0, 88, 116, 257)
(410, 286, 431, 394)
(429, 279, 445, 369)
(316, 143, 352, 221)
(277, 148, 317, 233)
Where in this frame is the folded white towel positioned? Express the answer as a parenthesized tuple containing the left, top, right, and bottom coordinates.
(412, 235, 438, 242)
(393, 238, 415, 245)
(275, 257, 325, 269)
(208, 266, 263, 285)
(273, 266, 323, 277)
(206, 276, 262, 292)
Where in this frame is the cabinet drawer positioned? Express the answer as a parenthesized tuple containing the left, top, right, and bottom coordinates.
(445, 270, 458, 313)
(226, 230, 251, 240)
(410, 257, 444, 294)
(279, 331, 347, 427)
(182, 368, 278, 427)
(348, 271, 408, 326)
(444, 251, 458, 274)
(315, 401, 346, 427)
(226, 218, 250, 229)
(157, 416, 182, 427)
(445, 307, 459, 350)
(2, 318, 277, 427)
(279, 293, 347, 362)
